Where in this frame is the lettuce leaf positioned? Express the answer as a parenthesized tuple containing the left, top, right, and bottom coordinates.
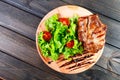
(38, 14, 84, 61)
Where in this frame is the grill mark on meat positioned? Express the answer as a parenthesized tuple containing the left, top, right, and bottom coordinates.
(93, 29, 101, 34)
(97, 33, 104, 38)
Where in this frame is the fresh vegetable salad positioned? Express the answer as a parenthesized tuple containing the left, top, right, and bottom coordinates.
(38, 14, 83, 61)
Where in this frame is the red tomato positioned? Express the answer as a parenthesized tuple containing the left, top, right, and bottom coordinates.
(59, 18, 70, 26)
(66, 40, 74, 48)
(43, 31, 52, 41)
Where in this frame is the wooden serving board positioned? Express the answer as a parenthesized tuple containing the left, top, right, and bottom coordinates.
(36, 5, 104, 74)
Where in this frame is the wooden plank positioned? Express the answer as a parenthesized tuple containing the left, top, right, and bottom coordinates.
(0, 51, 63, 80)
(90, 66, 120, 80)
(84, 66, 119, 80)
(2, 0, 44, 18)
(0, 26, 40, 67)
(3, 0, 120, 22)
(29, 0, 67, 13)
(0, 1, 40, 40)
(63, 65, 120, 80)
(2, 0, 67, 18)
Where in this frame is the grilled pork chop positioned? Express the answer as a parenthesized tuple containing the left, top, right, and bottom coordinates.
(78, 14, 107, 53)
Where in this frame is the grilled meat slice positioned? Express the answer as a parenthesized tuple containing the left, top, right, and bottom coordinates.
(78, 14, 107, 53)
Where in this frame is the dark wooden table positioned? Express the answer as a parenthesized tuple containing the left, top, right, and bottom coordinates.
(0, 0, 120, 80)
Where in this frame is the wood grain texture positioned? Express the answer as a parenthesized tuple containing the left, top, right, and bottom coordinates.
(63, 65, 120, 80)
(0, 26, 40, 67)
(97, 44, 120, 75)
(2, 0, 67, 18)
(3, 0, 120, 22)
(0, 1, 40, 40)
(91, 66, 120, 80)
(2, 0, 44, 18)
(0, 51, 63, 80)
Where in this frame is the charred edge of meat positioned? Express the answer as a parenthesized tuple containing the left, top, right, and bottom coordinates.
(97, 33, 105, 38)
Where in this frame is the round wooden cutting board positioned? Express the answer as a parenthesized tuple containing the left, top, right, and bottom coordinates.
(36, 5, 104, 74)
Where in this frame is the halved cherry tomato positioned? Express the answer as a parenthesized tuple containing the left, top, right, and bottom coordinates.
(43, 31, 52, 41)
(66, 40, 74, 48)
(59, 18, 70, 26)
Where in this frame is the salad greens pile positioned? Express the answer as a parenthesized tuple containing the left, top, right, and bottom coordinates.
(38, 14, 83, 61)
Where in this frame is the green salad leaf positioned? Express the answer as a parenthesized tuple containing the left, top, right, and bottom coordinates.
(45, 14, 58, 32)
(38, 14, 83, 61)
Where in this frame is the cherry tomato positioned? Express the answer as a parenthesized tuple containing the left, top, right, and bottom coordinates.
(66, 40, 74, 48)
(43, 31, 52, 41)
(59, 18, 70, 26)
